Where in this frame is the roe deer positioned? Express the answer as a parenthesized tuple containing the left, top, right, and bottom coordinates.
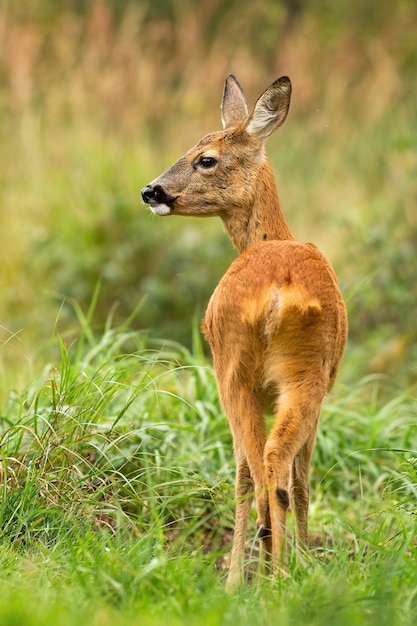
(142, 75, 348, 591)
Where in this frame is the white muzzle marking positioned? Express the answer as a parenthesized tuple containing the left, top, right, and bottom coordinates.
(150, 204, 171, 216)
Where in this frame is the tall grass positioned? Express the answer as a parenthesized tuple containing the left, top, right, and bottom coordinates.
(1, 322, 231, 550)
(1, 315, 417, 624)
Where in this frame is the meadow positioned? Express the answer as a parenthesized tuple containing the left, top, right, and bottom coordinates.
(1, 1, 417, 624)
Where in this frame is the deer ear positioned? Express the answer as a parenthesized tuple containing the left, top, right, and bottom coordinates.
(221, 75, 249, 129)
(245, 76, 291, 142)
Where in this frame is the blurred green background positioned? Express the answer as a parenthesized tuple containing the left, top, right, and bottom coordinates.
(0, 0, 416, 385)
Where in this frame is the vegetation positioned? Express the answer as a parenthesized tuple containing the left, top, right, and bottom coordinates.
(1, 318, 417, 625)
(1, 1, 416, 624)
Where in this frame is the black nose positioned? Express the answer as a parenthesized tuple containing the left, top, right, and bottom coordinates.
(141, 184, 177, 206)
(141, 185, 157, 204)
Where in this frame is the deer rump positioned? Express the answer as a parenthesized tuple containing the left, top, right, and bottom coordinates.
(203, 240, 345, 407)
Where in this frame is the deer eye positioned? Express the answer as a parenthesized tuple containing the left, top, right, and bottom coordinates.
(197, 156, 217, 168)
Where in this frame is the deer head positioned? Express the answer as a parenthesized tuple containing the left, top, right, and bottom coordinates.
(141, 76, 292, 223)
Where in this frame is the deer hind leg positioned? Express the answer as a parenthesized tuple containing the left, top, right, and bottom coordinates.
(292, 429, 317, 551)
(225, 450, 254, 593)
(264, 386, 323, 569)
(220, 390, 269, 592)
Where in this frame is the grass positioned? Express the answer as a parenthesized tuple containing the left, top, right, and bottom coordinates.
(1, 313, 417, 625)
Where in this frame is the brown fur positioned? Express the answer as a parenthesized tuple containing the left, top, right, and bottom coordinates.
(142, 75, 348, 591)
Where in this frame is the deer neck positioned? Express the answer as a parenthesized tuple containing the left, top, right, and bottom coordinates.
(222, 159, 295, 253)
